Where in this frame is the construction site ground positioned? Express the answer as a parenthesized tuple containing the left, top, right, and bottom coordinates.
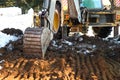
(0, 28, 120, 80)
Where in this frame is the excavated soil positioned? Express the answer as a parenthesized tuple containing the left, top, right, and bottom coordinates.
(0, 28, 120, 80)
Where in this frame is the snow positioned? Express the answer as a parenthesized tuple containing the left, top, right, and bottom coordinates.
(63, 40, 73, 46)
(0, 32, 19, 48)
(86, 26, 94, 37)
(52, 40, 58, 47)
(0, 7, 34, 48)
(0, 7, 34, 32)
(0, 66, 3, 70)
(0, 60, 5, 64)
(0, 7, 22, 16)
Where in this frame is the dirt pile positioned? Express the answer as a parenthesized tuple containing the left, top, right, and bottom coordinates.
(0, 29, 120, 80)
(1, 28, 23, 36)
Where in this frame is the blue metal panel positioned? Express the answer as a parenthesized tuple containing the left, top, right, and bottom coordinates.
(81, 0, 103, 9)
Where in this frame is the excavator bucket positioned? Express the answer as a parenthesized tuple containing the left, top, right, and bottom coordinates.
(23, 27, 52, 58)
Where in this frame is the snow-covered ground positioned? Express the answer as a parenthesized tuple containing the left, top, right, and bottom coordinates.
(0, 7, 34, 32)
(0, 7, 22, 16)
(0, 32, 19, 48)
(0, 7, 34, 48)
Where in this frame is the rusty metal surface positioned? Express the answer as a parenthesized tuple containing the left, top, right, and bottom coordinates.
(23, 27, 43, 58)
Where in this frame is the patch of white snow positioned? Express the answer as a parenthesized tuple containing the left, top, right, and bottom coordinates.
(0, 7, 22, 17)
(0, 8, 34, 32)
(0, 66, 3, 70)
(63, 40, 73, 46)
(86, 26, 94, 37)
(0, 60, 5, 63)
(0, 32, 19, 48)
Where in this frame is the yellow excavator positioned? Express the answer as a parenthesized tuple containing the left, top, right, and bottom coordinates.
(23, 0, 120, 58)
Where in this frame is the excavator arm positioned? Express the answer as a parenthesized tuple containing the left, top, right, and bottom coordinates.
(23, 0, 61, 58)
